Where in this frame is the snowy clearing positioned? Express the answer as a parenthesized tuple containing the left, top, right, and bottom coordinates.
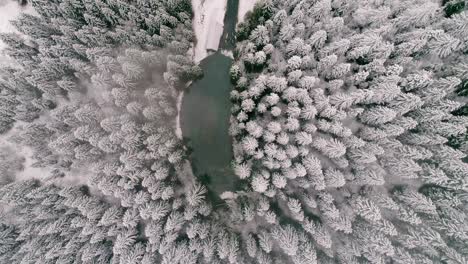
(191, 0, 227, 63)
(237, 0, 258, 24)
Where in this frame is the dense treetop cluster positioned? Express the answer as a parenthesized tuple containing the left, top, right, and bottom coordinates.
(0, 0, 467, 264)
(229, 0, 468, 263)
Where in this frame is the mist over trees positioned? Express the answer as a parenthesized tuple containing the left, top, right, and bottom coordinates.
(0, 0, 467, 263)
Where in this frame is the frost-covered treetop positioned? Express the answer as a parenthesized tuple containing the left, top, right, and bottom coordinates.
(230, 0, 468, 263)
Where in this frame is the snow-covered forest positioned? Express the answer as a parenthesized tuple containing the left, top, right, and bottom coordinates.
(0, 0, 468, 263)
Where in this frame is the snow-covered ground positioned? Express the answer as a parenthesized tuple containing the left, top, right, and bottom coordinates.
(15, 145, 52, 182)
(238, 0, 258, 24)
(191, 0, 227, 63)
(0, 0, 33, 46)
(189, 0, 259, 63)
(0, 0, 34, 67)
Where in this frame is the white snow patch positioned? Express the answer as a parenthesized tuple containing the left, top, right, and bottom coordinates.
(237, 0, 258, 24)
(221, 49, 234, 59)
(220, 191, 238, 200)
(191, 0, 227, 63)
(15, 145, 52, 182)
(0, 1, 35, 66)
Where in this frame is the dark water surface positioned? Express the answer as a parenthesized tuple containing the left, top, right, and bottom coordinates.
(181, 0, 239, 196)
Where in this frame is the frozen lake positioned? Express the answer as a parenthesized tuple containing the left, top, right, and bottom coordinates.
(181, 0, 240, 196)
